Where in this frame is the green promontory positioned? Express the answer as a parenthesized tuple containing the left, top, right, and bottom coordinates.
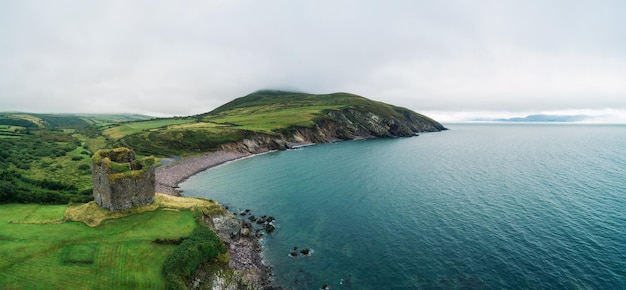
(120, 90, 447, 156)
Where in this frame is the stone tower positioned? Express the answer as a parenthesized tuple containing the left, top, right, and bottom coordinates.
(92, 147, 156, 211)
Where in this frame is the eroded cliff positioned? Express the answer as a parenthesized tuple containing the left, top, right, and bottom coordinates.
(218, 107, 446, 154)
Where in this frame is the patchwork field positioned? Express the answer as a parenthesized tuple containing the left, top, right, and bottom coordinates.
(0, 203, 197, 289)
(103, 118, 195, 140)
(205, 105, 342, 134)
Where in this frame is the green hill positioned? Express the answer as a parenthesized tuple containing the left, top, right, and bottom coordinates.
(120, 90, 446, 155)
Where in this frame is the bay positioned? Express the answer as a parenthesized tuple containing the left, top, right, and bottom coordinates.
(180, 123, 626, 289)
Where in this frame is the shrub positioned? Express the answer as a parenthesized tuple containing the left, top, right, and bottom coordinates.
(0, 171, 93, 204)
(162, 226, 226, 290)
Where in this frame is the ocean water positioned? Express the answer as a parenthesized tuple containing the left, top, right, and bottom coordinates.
(180, 123, 626, 289)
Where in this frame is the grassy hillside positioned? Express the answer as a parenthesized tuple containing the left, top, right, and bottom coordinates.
(103, 118, 195, 140)
(119, 90, 442, 155)
(204, 90, 419, 131)
(208, 90, 403, 118)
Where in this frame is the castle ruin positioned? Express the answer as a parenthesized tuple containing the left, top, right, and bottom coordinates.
(92, 147, 156, 211)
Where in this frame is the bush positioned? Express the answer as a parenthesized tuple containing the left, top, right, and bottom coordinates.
(0, 170, 92, 204)
(78, 187, 93, 196)
(72, 156, 83, 161)
(162, 225, 226, 290)
(78, 164, 90, 171)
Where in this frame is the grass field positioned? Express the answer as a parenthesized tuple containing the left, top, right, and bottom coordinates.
(0, 202, 197, 289)
(0, 125, 23, 138)
(103, 119, 195, 140)
(206, 105, 342, 134)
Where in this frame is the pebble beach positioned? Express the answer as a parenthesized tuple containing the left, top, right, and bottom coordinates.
(156, 151, 249, 196)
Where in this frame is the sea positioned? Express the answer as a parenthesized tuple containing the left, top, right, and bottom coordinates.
(180, 123, 626, 289)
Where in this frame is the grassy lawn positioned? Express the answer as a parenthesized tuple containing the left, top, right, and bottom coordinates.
(0, 202, 197, 289)
(103, 119, 195, 140)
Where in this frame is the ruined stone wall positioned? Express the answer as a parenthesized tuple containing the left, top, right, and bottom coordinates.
(92, 148, 155, 211)
(106, 167, 155, 210)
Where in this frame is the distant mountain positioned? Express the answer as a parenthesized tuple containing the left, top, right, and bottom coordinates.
(494, 114, 587, 122)
(0, 113, 153, 129)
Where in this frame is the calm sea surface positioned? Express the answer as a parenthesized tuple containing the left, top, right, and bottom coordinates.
(180, 123, 626, 289)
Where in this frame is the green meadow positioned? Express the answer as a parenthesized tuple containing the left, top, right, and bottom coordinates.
(103, 118, 195, 140)
(206, 105, 342, 134)
(0, 203, 197, 289)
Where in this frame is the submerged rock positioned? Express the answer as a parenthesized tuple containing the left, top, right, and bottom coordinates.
(265, 224, 276, 233)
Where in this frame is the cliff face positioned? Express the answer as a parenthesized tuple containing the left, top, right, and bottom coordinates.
(219, 108, 446, 154)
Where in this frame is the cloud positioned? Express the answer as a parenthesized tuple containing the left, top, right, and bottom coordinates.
(1, 0, 625, 118)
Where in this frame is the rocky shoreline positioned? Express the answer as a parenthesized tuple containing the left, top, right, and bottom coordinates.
(155, 151, 277, 289)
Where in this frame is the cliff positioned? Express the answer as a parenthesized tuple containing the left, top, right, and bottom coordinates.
(218, 105, 446, 154)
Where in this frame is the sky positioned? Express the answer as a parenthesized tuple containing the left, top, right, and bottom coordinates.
(1, 0, 625, 122)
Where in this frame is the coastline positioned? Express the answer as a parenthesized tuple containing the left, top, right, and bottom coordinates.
(156, 151, 251, 196)
(155, 150, 276, 289)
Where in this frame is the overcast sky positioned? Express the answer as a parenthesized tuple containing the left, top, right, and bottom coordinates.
(1, 0, 625, 121)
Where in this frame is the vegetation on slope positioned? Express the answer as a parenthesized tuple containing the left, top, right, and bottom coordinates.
(208, 90, 404, 119)
(0, 113, 151, 204)
(117, 90, 446, 156)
